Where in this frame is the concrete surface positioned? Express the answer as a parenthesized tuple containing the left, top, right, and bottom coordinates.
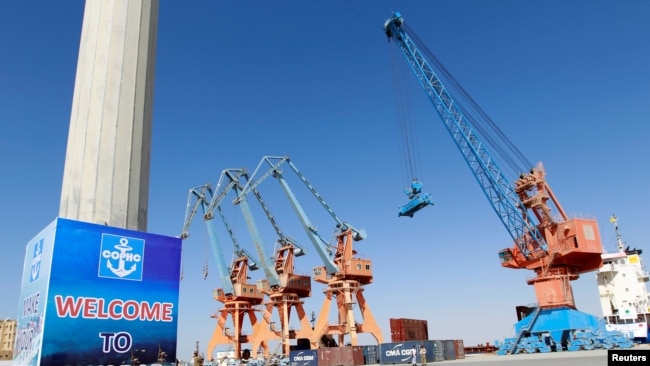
(59, 0, 158, 231)
(437, 344, 650, 366)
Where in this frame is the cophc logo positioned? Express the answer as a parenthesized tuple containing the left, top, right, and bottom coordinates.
(30, 239, 43, 283)
(98, 234, 145, 281)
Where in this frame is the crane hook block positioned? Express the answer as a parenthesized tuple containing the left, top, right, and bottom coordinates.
(398, 179, 434, 218)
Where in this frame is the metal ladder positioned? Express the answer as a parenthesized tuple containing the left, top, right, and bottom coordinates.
(509, 306, 542, 354)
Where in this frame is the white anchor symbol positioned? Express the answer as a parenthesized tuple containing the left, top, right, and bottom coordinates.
(31, 242, 42, 280)
(107, 238, 137, 277)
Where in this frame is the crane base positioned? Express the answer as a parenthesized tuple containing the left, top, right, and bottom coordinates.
(496, 307, 634, 354)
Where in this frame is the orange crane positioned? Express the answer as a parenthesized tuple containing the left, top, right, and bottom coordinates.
(383, 12, 632, 353)
(180, 179, 265, 361)
(236, 156, 383, 348)
(233, 169, 314, 357)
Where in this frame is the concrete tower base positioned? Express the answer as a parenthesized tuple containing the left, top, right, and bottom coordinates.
(59, 0, 159, 231)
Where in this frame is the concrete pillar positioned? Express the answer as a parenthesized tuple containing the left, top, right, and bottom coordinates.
(59, 0, 159, 231)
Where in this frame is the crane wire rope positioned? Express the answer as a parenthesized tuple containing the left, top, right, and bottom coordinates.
(202, 220, 210, 280)
(388, 41, 424, 188)
(403, 23, 534, 180)
(228, 198, 239, 269)
(180, 242, 184, 281)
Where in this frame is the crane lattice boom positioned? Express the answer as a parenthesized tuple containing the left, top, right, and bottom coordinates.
(384, 12, 603, 310)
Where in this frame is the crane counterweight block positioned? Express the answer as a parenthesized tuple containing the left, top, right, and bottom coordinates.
(338, 222, 367, 241)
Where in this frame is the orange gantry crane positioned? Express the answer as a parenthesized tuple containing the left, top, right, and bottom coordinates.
(236, 156, 383, 348)
(180, 177, 265, 362)
(232, 169, 314, 357)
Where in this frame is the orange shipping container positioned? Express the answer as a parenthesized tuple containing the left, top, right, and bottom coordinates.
(317, 346, 365, 366)
(389, 318, 429, 342)
(454, 340, 465, 359)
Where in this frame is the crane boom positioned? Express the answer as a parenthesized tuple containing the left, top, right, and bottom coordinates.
(384, 13, 546, 260)
(236, 155, 368, 274)
(180, 184, 234, 295)
(236, 155, 383, 347)
(238, 156, 367, 239)
(225, 169, 280, 287)
(214, 204, 259, 271)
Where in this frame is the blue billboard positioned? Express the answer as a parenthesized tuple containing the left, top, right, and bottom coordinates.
(14, 217, 182, 366)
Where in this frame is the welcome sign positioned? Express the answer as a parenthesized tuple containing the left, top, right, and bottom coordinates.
(14, 218, 182, 366)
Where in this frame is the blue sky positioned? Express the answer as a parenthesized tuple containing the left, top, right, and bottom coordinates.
(1, 0, 649, 361)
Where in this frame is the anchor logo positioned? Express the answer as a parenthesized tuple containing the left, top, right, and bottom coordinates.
(107, 238, 138, 277)
(99, 234, 145, 281)
(30, 239, 43, 283)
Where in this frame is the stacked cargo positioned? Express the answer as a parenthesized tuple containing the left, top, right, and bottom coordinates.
(431, 340, 445, 362)
(287, 339, 465, 365)
(359, 345, 379, 364)
(453, 340, 465, 359)
(428, 339, 465, 360)
(290, 347, 366, 366)
(379, 340, 434, 364)
(389, 318, 429, 342)
(289, 349, 318, 366)
(318, 346, 365, 366)
(442, 340, 456, 360)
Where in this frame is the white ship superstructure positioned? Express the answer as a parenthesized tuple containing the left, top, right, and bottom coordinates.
(596, 215, 650, 341)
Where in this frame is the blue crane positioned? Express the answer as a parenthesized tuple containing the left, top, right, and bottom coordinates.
(384, 13, 546, 259)
(383, 12, 628, 354)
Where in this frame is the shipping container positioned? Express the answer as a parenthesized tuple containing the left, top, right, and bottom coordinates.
(359, 345, 379, 364)
(379, 341, 434, 365)
(295, 338, 311, 351)
(442, 340, 456, 360)
(318, 346, 365, 366)
(431, 340, 445, 362)
(389, 318, 429, 342)
(453, 340, 465, 359)
(290, 349, 318, 366)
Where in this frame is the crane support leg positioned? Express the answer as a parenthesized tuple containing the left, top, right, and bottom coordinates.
(277, 294, 314, 356)
(310, 280, 382, 348)
(311, 291, 334, 349)
(250, 303, 278, 357)
(207, 310, 229, 361)
(355, 289, 383, 343)
(207, 301, 258, 361)
(293, 302, 315, 340)
(250, 293, 314, 356)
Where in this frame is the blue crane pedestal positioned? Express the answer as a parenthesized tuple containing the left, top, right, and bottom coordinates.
(13, 217, 182, 366)
(496, 307, 634, 354)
